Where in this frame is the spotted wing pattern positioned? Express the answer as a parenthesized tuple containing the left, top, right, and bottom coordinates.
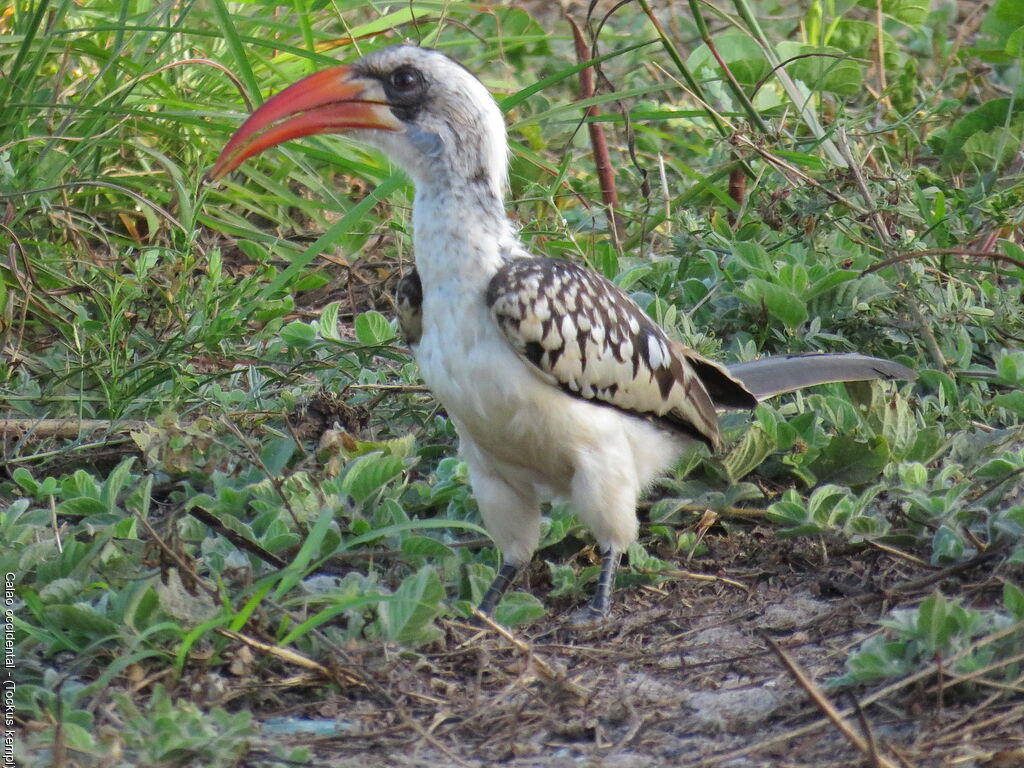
(486, 258, 755, 449)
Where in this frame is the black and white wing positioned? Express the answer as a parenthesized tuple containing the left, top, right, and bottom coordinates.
(486, 258, 756, 450)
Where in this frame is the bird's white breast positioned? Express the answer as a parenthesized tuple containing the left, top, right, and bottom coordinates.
(409, 185, 687, 506)
(415, 275, 569, 491)
(414, 269, 685, 503)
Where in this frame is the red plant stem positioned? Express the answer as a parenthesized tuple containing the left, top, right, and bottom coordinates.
(569, 17, 623, 249)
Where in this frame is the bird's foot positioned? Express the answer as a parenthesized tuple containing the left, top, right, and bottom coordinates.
(566, 602, 609, 629)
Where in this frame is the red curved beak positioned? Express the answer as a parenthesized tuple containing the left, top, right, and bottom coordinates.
(209, 65, 400, 180)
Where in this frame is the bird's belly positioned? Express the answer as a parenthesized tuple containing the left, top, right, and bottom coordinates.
(412, 292, 689, 500)
(415, 318, 581, 494)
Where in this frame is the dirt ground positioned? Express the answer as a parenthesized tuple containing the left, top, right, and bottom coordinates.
(233, 531, 1022, 768)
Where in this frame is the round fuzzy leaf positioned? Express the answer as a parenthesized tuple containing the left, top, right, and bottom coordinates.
(741, 278, 808, 328)
(687, 34, 771, 87)
(777, 42, 863, 96)
(494, 591, 546, 626)
(355, 310, 394, 346)
(280, 321, 317, 350)
(400, 535, 456, 559)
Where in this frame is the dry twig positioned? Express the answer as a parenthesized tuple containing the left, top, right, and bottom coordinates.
(763, 633, 900, 768)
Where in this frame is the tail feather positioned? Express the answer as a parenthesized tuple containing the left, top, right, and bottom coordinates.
(723, 353, 916, 404)
(673, 342, 758, 410)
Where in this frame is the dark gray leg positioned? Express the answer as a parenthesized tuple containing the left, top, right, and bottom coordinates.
(590, 548, 621, 616)
(570, 548, 621, 625)
(476, 562, 519, 616)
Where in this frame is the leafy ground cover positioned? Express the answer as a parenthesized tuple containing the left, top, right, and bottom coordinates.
(2, 0, 1023, 765)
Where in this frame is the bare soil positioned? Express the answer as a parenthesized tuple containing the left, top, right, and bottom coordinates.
(235, 531, 1023, 768)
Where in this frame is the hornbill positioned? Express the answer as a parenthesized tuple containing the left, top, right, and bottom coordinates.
(211, 45, 914, 623)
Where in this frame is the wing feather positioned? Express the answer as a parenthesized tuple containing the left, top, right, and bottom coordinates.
(486, 258, 755, 450)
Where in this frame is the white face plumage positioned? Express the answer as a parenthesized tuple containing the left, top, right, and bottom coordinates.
(347, 46, 509, 202)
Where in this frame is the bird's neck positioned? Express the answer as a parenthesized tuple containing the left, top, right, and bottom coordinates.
(411, 178, 522, 293)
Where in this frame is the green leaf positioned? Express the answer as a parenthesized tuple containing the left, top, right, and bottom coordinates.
(921, 372, 960, 411)
(741, 278, 808, 328)
(979, 0, 1024, 56)
(47, 604, 120, 638)
(58, 497, 108, 517)
(278, 592, 394, 645)
(40, 578, 84, 602)
(829, 19, 897, 65)
(626, 540, 669, 572)
(860, 0, 928, 25)
(1005, 25, 1024, 57)
(722, 424, 777, 482)
(898, 462, 929, 489)
(272, 507, 336, 600)
(804, 269, 860, 300)
(932, 525, 969, 563)
(99, 457, 135, 513)
(539, 506, 577, 547)
(50, 722, 98, 751)
(209, 0, 259, 102)
(905, 426, 945, 463)
(993, 391, 1024, 417)
(994, 350, 1024, 385)
(293, 271, 330, 292)
(381, 567, 444, 646)
(688, 34, 771, 87)
(12, 467, 38, 495)
(1003, 581, 1024, 620)
(339, 452, 406, 504)
(766, 490, 815, 530)
(833, 635, 913, 685)
(777, 42, 863, 96)
(64, 470, 100, 499)
(258, 175, 405, 301)
(806, 484, 855, 525)
(773, 149, 825, 170)
(963, 123, 1024, 170)
(546, 562, 579, 598)
(730, 241, 774, 276)
(280, 321, 317, 350)
(400, 536, 455, 559)
(463, 562, 498, 605)
(354, 310, 394, 346)
(917, 593, 958, 649)
(260, 437, 296, 476)
(494, 591, 546, 626)
(942, 99, 1024, 165)
(811, 436, 890, 486)
(318, 301, 343, 342)
(342, 519, 488, 552)
(500, 39, 654, 112)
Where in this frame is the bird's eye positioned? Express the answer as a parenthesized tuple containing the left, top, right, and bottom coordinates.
(388, 67, 422, 92)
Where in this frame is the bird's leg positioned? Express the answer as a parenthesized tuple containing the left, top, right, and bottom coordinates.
(476, 561, 520, 616)
(570, 548, 621, 625)
(590, 547, 621, 616)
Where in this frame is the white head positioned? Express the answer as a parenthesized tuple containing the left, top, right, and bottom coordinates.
(211, 45, 509, 202)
